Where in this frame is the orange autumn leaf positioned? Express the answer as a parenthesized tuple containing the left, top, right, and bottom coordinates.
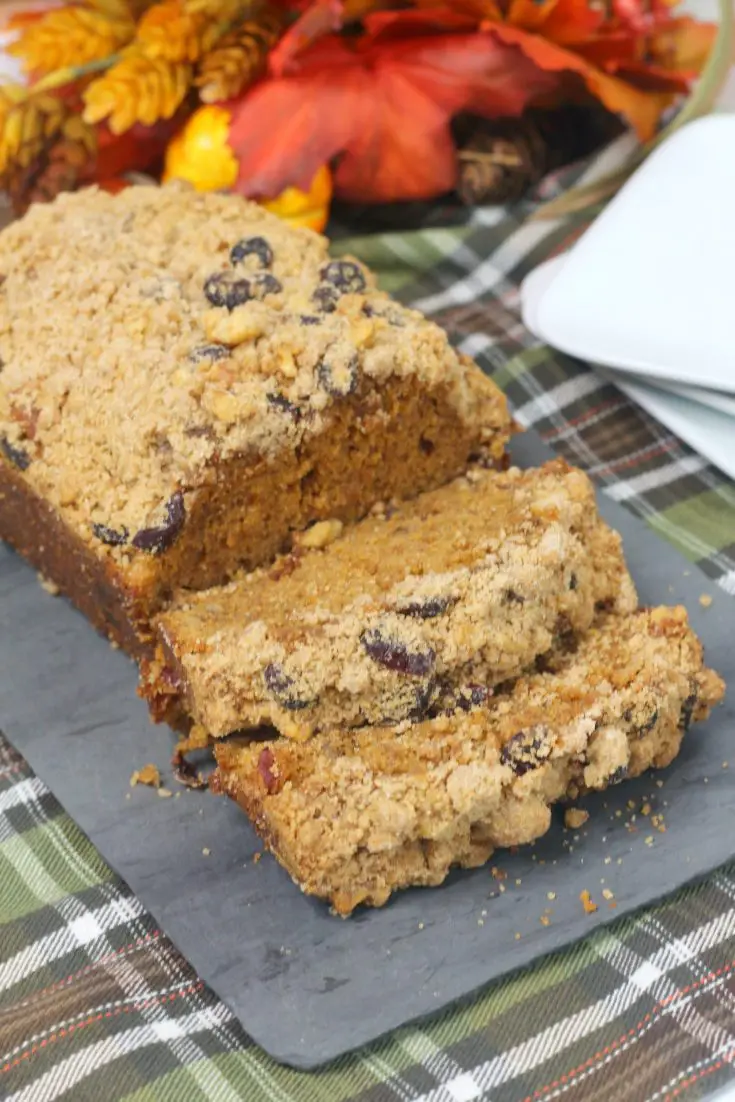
(646, 16, 717, 74)
(228, 20, 557, 203)
(413, 0, 713, 140)
(486, 22, 673, 138)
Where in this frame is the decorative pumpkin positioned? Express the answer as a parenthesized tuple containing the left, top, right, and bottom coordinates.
(260, 165, 332, 232)
(163, 105, 238, 191)
(163, 103, 332, 231)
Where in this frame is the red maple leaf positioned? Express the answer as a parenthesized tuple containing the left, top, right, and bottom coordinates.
(227, 12, 557, 203)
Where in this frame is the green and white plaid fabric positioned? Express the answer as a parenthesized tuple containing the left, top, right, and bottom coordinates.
(3, 148, 735, 1102)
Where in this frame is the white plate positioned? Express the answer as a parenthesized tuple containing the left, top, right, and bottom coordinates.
(532, 115, 735, 394)
(522, 253, 735, 419)
(597, 369, 735, 480)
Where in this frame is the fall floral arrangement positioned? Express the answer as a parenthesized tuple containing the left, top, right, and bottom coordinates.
(0, 0, 726, 225)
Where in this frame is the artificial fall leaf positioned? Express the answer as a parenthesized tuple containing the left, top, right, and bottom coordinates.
(414, 0, 714, 140)
(9, 5, 135, 75)
(91, 117, 182, 177)
(645, 16, 717, 74)
(268, 0, 343, 77)
(227, 20, 557, 203)
(268, 0, 454, 75)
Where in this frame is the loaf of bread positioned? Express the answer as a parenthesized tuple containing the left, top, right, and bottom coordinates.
(0, 184, 512, 654)
(144, 460, 636, 740)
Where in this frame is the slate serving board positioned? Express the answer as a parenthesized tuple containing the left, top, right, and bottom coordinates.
(1, 431, 733, 1069)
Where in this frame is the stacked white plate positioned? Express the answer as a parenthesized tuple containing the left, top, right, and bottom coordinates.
(520, 114, 735, 481)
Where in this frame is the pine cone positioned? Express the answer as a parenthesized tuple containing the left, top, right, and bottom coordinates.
(195, 7, 283, 103)
(83, 51, 192, 134)
(137, 0, 221, 63)
(5, 115, 97, 216)
(457, 117, 547, 207)
(8, 5, 135, 76)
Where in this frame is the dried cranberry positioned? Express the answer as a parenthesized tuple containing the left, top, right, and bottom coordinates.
(230, 236, 273, 268)
(263, 663, 314, 711)
(204, 272, 251, 310)
(569, 572, 578, 591)
(258, 747, 279, 794)
(317, 353, 359, 398)
(419, 437, 435, 456)
(360, 628, 435, 678)
(250, 272, 282, 299)
(320, 260, 366, 294)
(267, 393, 302, 421)
(299, 315, 322, 326)
(504, 589, 525, 606)
(189, 343, 230, 363)
(132, 491, 186, 555)
(396, 596, 454, 619)
(411, 678, 438, 720)
(0, 436, 30, 471)
(92, 523, 129, 547)
(361, 302, 405, 326)
(312, 285, 339, 313)
(624, 705, 658, 738)
(454, 684, 492, 712)
(171, 745, 207, 790)
(679, 684, 699, 731)
(501, 726, 552, 776)
(184, 423, 215, 439)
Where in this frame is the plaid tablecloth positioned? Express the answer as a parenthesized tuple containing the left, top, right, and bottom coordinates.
(3, 146, 735, 1102)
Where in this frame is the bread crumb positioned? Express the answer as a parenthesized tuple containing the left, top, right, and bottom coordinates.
(157, 787, 173, 798)
(514, 932, 521, 940)
(202, 847, 211, 856)
(491, 866, 507, 881)
(580, 890, 598, 914)
(478, 918, 485, 927)
(604, 856, 611, 865)
(564, 808, 589, 829)
(644, 835, 654, 846)
(641, 802, 652, 816)
(547, 891, 556, 901)
(38, 574, 60, 596)
(130, 763, 161, 788)
(418, 922, 424, 930)
(540, 915, 551, 926)
(602, 888, 614, 901)
(699, 594, 713, 608)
